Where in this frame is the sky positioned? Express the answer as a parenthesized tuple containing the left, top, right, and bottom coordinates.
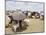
(6, 0, 44, 12)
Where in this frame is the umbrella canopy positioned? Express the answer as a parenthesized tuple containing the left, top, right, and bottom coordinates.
(12, 12, 26, 20)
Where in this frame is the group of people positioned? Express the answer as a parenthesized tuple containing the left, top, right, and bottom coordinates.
(23, 11, 44, 20)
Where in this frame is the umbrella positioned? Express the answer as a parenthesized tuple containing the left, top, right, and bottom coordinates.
(11, 12, 26, 30)
(12, 12, 26, 20)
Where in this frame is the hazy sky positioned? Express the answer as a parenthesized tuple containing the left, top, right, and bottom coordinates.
(6, 0, 44, 12)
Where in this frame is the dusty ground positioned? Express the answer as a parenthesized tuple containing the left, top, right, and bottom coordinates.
(5, 18, 44, 34)
(23, 18, 44, 33)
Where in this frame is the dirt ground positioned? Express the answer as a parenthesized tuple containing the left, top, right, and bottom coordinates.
(5, 18, 44, 34)
(23, 18, 44, 33)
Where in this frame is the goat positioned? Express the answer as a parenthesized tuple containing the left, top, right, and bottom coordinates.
(5, 15, 11, 27)
(12, 21, 19, 32)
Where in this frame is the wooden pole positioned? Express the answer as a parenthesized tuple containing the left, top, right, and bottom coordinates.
(19, 20, 22, 30)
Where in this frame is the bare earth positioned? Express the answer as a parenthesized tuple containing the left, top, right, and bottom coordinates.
(5, 18, 44, 34)
(23, 18, 44, 33)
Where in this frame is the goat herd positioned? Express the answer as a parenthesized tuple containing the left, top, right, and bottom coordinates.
(5, 11, 44, 32)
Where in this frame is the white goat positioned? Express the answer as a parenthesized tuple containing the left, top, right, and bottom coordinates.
(12, 24, 19, 32)
(5, 15, 11, 26)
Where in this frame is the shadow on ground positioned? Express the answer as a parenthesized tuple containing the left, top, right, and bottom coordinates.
(14, 21, 28, 32)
